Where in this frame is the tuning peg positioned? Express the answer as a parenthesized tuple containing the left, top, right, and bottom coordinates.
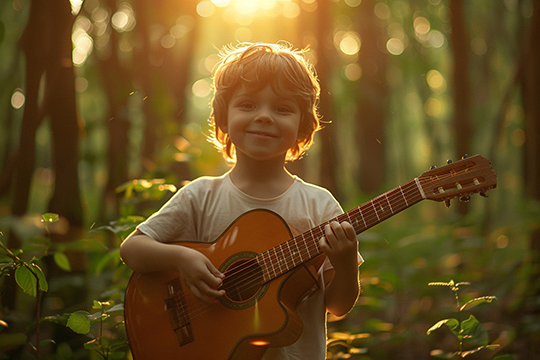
(480, 192, 489, 198)
(460, 195, 470, 202)
(462, 154, 469, 159)
(447, 159, 453, 164)
(430, 165, 437, 170)
(444, 199, 451, 208)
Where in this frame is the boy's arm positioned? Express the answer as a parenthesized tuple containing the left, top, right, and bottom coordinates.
(120, 229, 225, 303)
(320, 221, 361, 317)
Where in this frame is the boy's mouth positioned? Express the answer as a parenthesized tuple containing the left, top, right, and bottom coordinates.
(248, 130, 277, 138)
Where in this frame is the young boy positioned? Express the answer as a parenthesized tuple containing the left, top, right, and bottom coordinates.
(120, 42, 362, 359)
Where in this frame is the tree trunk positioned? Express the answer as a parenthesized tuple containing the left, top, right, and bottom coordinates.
(316, 0, 339, 199)
(449, 0, 471, 215)
(355, 0, 387, 194)
(46, 0, 83, 230)
(519, 1, 540, 357)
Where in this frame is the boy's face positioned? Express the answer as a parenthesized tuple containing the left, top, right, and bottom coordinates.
(222, 84, 302, 163)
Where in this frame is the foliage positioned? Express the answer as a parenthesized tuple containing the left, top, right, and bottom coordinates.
(426, 280, 508, 359)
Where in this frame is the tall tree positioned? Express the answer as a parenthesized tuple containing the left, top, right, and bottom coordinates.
(448, 0, 471, 215)
(315, 0, 339, 198)
(5, 0, 83, 309)
(354, 0, 388, 194)
(97, 0, 135, 219)
(520, 1, 540, 357)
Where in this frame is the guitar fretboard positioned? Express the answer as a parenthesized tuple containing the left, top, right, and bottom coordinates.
(257, 179, 425, 283)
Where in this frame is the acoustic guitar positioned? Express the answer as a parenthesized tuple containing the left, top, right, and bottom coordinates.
(124, 154, 497, 360)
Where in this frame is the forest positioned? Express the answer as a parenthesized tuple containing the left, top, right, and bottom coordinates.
(1, 0, 539, 359)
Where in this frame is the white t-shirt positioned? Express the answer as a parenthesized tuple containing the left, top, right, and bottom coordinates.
(138, 173, 358, 360)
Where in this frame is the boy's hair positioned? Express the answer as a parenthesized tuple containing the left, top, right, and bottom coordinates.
(208, 42, 322, 162)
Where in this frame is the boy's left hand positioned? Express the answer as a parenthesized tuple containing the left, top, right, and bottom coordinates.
(319, 221, 358, 271)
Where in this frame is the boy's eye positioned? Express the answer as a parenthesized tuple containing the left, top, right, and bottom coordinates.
(276, 106, 291, 113)
(239, 102, 255, 110)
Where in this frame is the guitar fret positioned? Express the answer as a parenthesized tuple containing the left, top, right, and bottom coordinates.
(281, 244, 290, 271)
(257, 178, 430, 283)
(274, 246, 283, 275)
(305, 231, 313, 258)
(259, 252, 269, 282)
(371, 201, 381, 221)
(270, 248, 278, 278)
(385, 193, 394, 213)
(399, 185, 409, 207)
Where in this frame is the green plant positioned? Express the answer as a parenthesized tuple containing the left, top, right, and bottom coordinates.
(427, 280, 513, 360)
(0, 213, 64, 359)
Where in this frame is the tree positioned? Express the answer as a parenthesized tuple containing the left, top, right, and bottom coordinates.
(354, 0, 388, 194)
(449, 0, 471, 215)
(4, 0, 83, 308)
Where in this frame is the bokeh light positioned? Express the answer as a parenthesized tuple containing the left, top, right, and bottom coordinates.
(11, 90, 25, 109)
(426, 70, 446, 93)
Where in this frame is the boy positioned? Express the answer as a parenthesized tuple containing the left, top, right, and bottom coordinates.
(120, 42, 362, 359)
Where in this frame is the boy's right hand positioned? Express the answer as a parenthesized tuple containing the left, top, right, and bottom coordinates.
(176, 246, 226, 303)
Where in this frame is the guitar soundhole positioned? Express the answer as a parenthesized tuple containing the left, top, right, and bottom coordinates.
(222, 259, 264, 303)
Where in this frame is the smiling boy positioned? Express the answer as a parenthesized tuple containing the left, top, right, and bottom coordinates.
(120, 42, 362, 359)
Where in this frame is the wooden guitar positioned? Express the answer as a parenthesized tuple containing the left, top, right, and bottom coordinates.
(124, 154, 497, 360)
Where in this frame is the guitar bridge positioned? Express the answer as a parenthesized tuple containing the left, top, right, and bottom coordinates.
(165, 277, 194, 346)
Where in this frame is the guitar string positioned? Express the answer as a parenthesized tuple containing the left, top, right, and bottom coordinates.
(210, 180, 426, 298)
(208, 169, 483, 300)
(211, 168, 479, 289)
(214, 184, 424, 299)
(171, 170, 483, 321)
(183, 180, 426, 321)
(174, 183, 425, 323)
(220, 180, 422, 282)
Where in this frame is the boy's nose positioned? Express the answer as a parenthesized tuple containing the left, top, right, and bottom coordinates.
(254, 109, 274, 124)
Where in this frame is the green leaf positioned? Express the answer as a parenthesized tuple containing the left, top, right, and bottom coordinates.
(108, 351, 126, 359)
(427, 318, 460, 338)
(493, 355, 515, 360)
(34, 264, 48, 292)
(460, 315, 489, 346)
(84, 339, 101, 351)
(16, 263, 48, 293)
(42, 314, 70, 326)
(94, 249, 120, 274)
(38, 338, 56, 348)
(42, 213, 60, 223)
(53, 251, 71, 272)
(460, 296, 497, 311)
(91, 216, 145, 241)
(67, 311, 91, 334)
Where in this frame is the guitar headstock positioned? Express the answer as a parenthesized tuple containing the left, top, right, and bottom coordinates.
(418, 154, 497, 207)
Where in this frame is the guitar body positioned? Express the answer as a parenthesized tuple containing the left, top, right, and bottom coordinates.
(125, 210, 323, 360)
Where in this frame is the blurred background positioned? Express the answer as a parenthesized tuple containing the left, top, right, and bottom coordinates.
(1, 0, 539, 359)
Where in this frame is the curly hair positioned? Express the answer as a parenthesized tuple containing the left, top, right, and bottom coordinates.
(207, 42, 322, 162)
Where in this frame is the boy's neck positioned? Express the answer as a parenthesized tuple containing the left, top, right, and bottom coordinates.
(229, 156, 295, 199)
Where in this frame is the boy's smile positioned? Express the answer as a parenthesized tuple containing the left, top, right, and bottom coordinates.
(224, 84, 302, 163)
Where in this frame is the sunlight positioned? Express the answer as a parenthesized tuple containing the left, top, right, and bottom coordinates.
(72, 28, 93, 66)
(111, 3, 136, 32)
(344, 63, 362, 81)
(11, 90, 25, 109)
(339, 32, 361, 56)
(192, 78, 212, 98)
(69, 0, 83, 15)
(386, 38, 404, 55)
(197, 1, 215, 17)
(426, 70, 446, 94)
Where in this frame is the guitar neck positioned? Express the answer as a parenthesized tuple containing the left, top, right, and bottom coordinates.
(257, 178, 426, 282)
